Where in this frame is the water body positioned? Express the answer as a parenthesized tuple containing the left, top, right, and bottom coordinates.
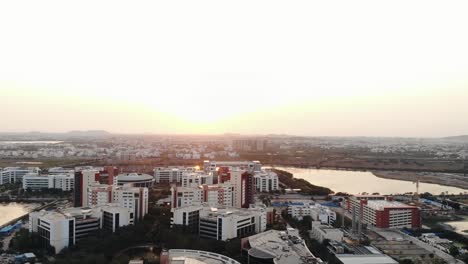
(276, 167, 468, 195)
(0, 203, 39, 226)
(445, 219, 468, 235)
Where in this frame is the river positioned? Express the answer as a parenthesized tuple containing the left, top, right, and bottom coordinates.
(276, 167, 468, 195)
(0, 203, 40, 226)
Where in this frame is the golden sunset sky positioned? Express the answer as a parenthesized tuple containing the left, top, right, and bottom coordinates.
(1, 1, 468, 136)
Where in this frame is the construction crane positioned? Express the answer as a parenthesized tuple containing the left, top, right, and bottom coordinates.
(413, 177, 420, 200)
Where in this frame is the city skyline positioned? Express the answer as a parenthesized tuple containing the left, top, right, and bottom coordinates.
(2, 1, 468, 137)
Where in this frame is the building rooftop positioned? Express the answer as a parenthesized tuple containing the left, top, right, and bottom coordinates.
(116, 173, 154, 181)
(244, 229, 322, 264)
(366, 200, 415, 210)
(200, 207, 259, 220)
(166, 249, 240, 264)
(335, 254, 398, 264)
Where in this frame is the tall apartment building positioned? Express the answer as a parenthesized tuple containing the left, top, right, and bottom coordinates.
(22, 173, 74, 191)
(0, 167, 40, 185)
(202, 183, 235, 207)
(254, 170, 279, 192)
(29, 205, 133, 254)
(73, 170, 100, 207)
(347, 195, 421, 229)
(230, 170, 255, 208)
(233, 139, 267, 152)
(113, 185, 149, 221)
(171, 183, 235, 209)
(87, 184, 113, 207)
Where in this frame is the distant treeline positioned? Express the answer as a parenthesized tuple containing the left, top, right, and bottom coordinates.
(272, 169, 332, 195)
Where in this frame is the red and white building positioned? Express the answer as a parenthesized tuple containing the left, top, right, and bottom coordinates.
(87, 184, 113, 207)
(347, 195, 421, 229)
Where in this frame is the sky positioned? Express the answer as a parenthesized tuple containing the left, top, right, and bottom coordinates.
(1, 1, 468, 137)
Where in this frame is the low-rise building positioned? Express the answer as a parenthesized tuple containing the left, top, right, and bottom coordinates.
(171, 205, 267, 241)
(154, 167, 196, 184)
(241, 229, 323, 264)
(199, 206, 267, 241)
(347, 195, 421, 229)
(310, 221, 343, 243)
(288, 204, 336, 225)
(0, 167, 40, 185)
(29, 205, 133, 254)
(22, 173, 74, 191)
(203, 160, 262, 173)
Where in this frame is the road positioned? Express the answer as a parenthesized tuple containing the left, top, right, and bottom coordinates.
(395, 230, 465, 264)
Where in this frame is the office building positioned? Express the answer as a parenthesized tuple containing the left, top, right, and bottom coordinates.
(87, 184, 113, 207)
(171, 186, 203, 208)
(202, 183, 235, 207)
(154, 167, 196, 183)
(29, 205, 133, 254)
(181, 172, 214, 187)
(254, 170, 279, 192)
(113, 185, 149, 221)
(230, 170, 255, 208)
(22, 173, 74, 191)
(0, 167, 40, 185)
(310, 221, 343, 243)
(73, 169, 100, 207)
(203, 160, 262, 173)
(347, 195, 421, 229)
(199, 206, 266, 241)
(288, 204, 336, 225)
(170, 205, 203, 230)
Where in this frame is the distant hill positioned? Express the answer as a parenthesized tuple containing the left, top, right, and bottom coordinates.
(442, 135, 468, 141)
(65, 130, 111, 137)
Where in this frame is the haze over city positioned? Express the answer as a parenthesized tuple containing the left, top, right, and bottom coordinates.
(1, 0, 468, 137)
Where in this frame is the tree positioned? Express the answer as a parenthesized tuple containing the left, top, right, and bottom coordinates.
(449, 246, 460, 256)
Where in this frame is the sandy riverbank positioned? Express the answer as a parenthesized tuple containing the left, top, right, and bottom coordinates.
(372, 171, 468, 191)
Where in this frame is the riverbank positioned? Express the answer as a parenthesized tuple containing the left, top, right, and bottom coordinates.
(0, 200, 64, 229)
(274, 167, 467, 195)
(372, 170, 468, 191)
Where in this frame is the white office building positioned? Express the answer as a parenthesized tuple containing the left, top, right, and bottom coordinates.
(113, 185, 149, 221)
(22, 173, 74, 191)
(181, 172, 214, 187)
(154, 167, 196, 183)
(203, 160, 262, 173)
(29, 205, 134, 254)
(254, 170, 279, 192)
(310, 221, 344, 243)
(288, 204, 336, 225)
(0, 167, 40, 185)
(198, 206, 267, 241)
(171, 186, 203, 208)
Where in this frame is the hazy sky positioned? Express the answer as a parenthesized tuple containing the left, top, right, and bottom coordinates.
(1, 1, 468, 137)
